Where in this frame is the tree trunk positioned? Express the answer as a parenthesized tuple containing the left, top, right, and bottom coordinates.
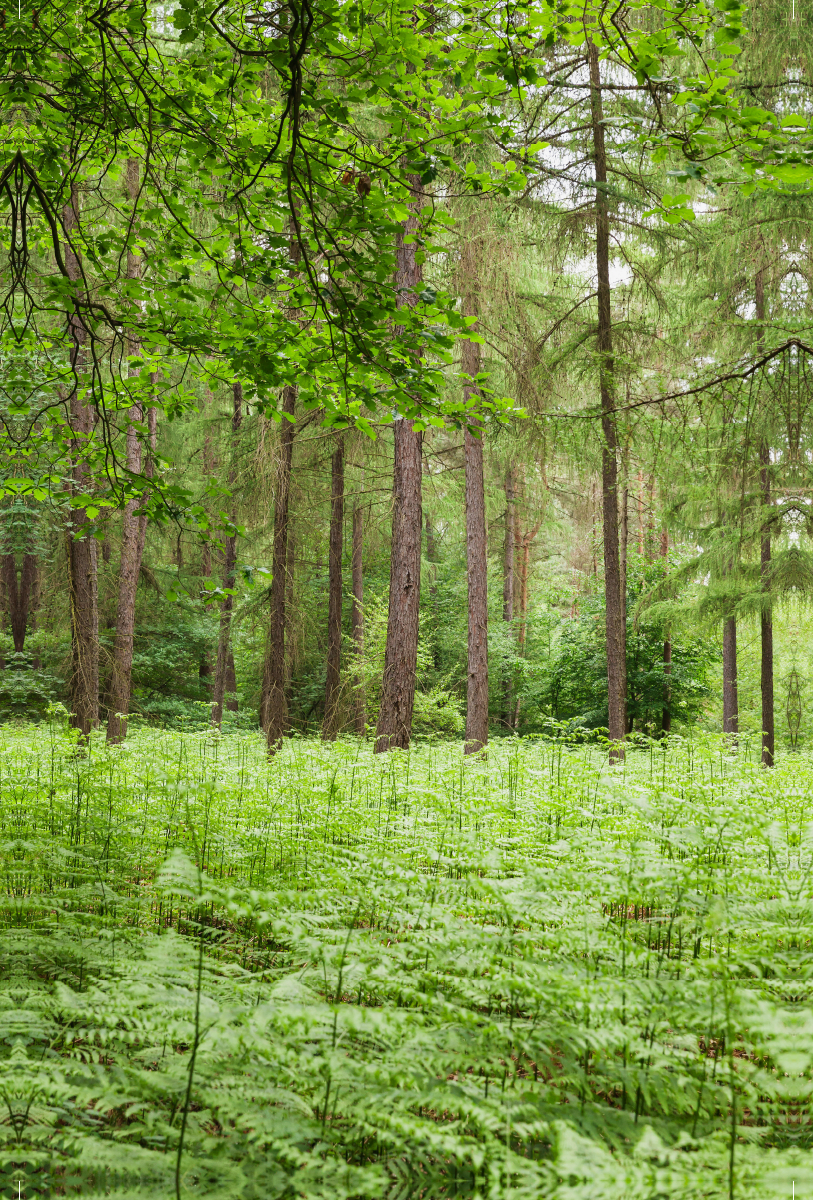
(212, 381, 243, 729)
(107, 159, 145, 744)
(375, 172, 423, 754)
(463, 313, 488, 754)
(263, 386, 297, 748)
(351, 501, 365, 735)
(588, 39, 626, 758)
(375, 417, 423, 751)
(760, 443, 774, 766)
(323, 435, 345, 740)
(755, 268, 774, 767)
(502, 465, 516, 728)
(722, 617, 738, 738)
(660, 529, 672, 734)
(63, 184, 99, 739)
(620, 485, 628, 615)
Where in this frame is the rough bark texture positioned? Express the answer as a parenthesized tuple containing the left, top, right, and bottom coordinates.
(323, 436, 345, 740)
(722, 617, 738, 737)
(3, 552, 36, 654)
(589, 40, 626, 758)
(64, 185, 99, 739)
(107, 158, 145, 744)
(502, 465, 516, 727)
(375, 417, 423, 751)
(263, 385, 297, 749)
(660, 529, 672, 734)
(375, 173, 423, 753)
(351, 503, 365, 735)
(463, 322, 488, 755)
(212, 382, 243, 729)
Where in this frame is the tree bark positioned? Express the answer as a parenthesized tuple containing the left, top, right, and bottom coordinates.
(502, 464, 516, 728)
(212, 381, 244, 729)
(375, 172, 423, 754)
(107, 158, 145, 744)
(323, 435, 345, 740)
(588, 39, 626, 758)
(760, 443, 774, 766)
(375, 417, 423, 751)
(722, 617, 738, 738)
(351, 501, 365, 735)
(462, 313, 488, 755)
(660, 529, 672, 734)
(755, 267, 774, 767)
(63, 184, 99, 739)
(263, 386, 297, 748)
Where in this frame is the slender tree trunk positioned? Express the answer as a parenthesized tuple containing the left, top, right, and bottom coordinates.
(212, 381, 244, 729)
(620, 485, 628, 613)
(502, 465, 516, 728)
(722, 617, 738, 738)
(107, 159, 145, 743)
(263, 386, 296, 748)
(63, 184, 99, 739)
(323, 435, 345, 740)
(588, 40, 626, 758)
(463, 309, 488, 754)
(351, 501, 365, 735)
(754, 268, 774, 766)
(660, 528, 672, 734)
(760, 442, 774, 766)
(375, 172, 423, 753)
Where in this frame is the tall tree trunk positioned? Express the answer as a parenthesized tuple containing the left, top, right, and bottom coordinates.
(502, 465, 516, 728)
(588, 40, 626, 758)
(107, 158, 145, 744)
(323, 435, 345, 740)
(462, 307, 488, 755)
(660, 528, 672, 734)
(63, 184, 99, 739)
(263, 386, 297, 748)
(620, 485, 628, 613)
(760, 442, 774, 766)
(375, 172, 423, 754)
(375, 418, 423, 751)
(722, 617, 738, 738)
(351, 501, 365, 735)
(212, 381, 244, 729)
(754, 267, 774, 766)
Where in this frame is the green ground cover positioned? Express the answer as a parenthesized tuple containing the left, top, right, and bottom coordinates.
(0, 722, 808, 1198)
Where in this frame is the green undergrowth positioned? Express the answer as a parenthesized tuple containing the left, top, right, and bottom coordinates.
(0, 722, 809, 1198)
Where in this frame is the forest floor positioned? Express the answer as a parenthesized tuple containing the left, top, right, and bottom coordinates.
(0, 722, 806, 1198)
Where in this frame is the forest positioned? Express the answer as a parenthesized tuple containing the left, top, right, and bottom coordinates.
(0, 0, 810, 1196)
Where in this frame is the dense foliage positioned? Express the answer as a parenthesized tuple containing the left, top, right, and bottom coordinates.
(0, 722, 807, 1198)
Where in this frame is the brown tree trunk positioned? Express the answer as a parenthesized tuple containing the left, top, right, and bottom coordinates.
(263, 386, 297, 748)
(225, 649, 238, 711)
(107, 158, 145, 744)
(755, 268, 774, 766)
(351, 501, 365, 735)
(722, 617, 738, 738)
(375, 418, 423, 751)
(63, 185, 99, 739)
(660, 529, 672, 734)
(212, 382, 243, 729)
(502, 465, 516, 728)
(760, 443, 774, 766)
(3, 552, 36, 654)
(589, 40, 626, 758)
(323, 435, 345, 740)
(375, 173, 424, 754)
(462, 312, 488, 754)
